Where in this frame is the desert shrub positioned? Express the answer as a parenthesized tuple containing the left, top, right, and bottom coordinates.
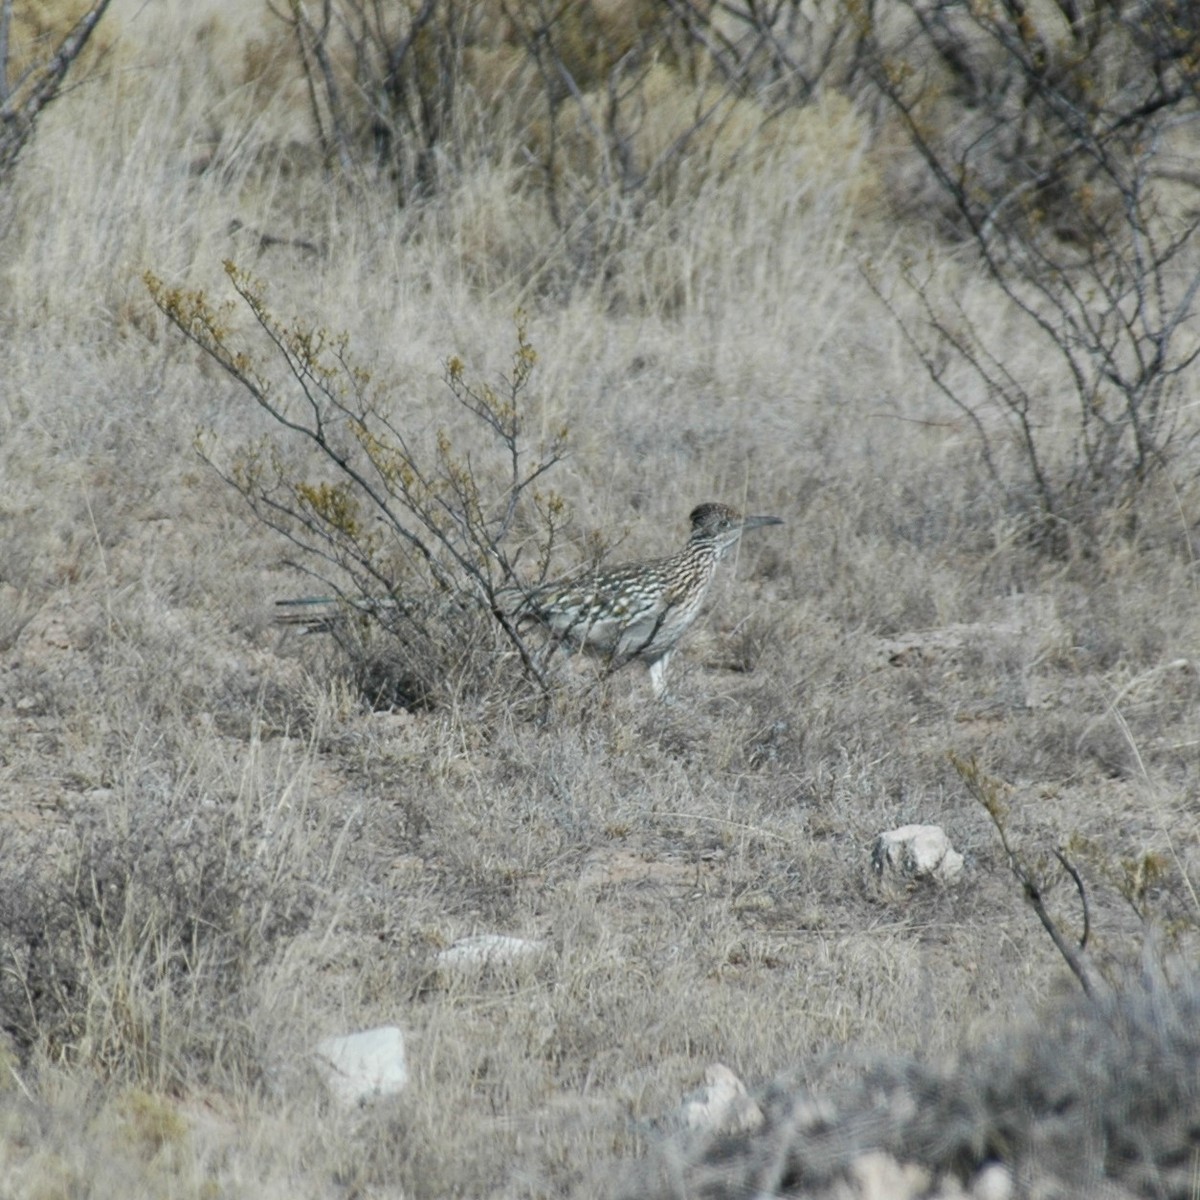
(859, 0, 1200, 551)
(265, 1, 854, 291)
(145, 262, 569, 713)
(274, 2, 750, 180)
(860, 0, 1200, 240)
(274, 1, 700, 192)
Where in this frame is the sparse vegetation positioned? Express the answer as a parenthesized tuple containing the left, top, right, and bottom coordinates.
(1, 2, 1198, 1198)
(0, 757, 323, 1088)
(859, 0, 1200, 550)
(625, 962, 1200, 1198)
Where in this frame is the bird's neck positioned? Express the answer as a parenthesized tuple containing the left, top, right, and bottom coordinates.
(681, 538, 722, 568)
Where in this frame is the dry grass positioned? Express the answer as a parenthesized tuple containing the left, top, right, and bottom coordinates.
(1, 2, 1198, 1197)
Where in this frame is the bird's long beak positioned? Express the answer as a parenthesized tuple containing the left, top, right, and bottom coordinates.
(741, 514, 783, 530)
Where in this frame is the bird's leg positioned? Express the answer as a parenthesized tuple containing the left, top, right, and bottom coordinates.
(648, 652, 672, 701)
(535, 632, 569, 673)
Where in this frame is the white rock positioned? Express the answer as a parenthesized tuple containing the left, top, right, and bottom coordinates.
(970, 1163, 1014, 1200)
(679, 1063, 764, 1135)
(787, 1093, 838, 1133)
(873, 824, 964, 885)
(845, 1151, 930, 1200)
(315, 1026, 407, 1106)
(435, 934, 549, 974)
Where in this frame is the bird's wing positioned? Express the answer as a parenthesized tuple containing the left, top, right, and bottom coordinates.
(612, 599, 673, 661)
(519, 568, 651, 653)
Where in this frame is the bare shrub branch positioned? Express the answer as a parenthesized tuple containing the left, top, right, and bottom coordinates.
(145, 261, 568, 711)
(950, 751, 1107, 997)
(0, 0, 114, 179)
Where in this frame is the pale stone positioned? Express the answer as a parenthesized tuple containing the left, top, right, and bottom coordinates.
(679, 1063, 764, 1135)
(315, 1026, 407, 1106)
(971, 1163, 1015, 1200)
(435, 934, 549, 974)
(873, 824, 964, 885)
(846, 1151, 931, 1200)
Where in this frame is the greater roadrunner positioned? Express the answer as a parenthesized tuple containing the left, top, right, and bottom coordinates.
(502, 502, 782, 698)
(275, 502, 782, 698)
